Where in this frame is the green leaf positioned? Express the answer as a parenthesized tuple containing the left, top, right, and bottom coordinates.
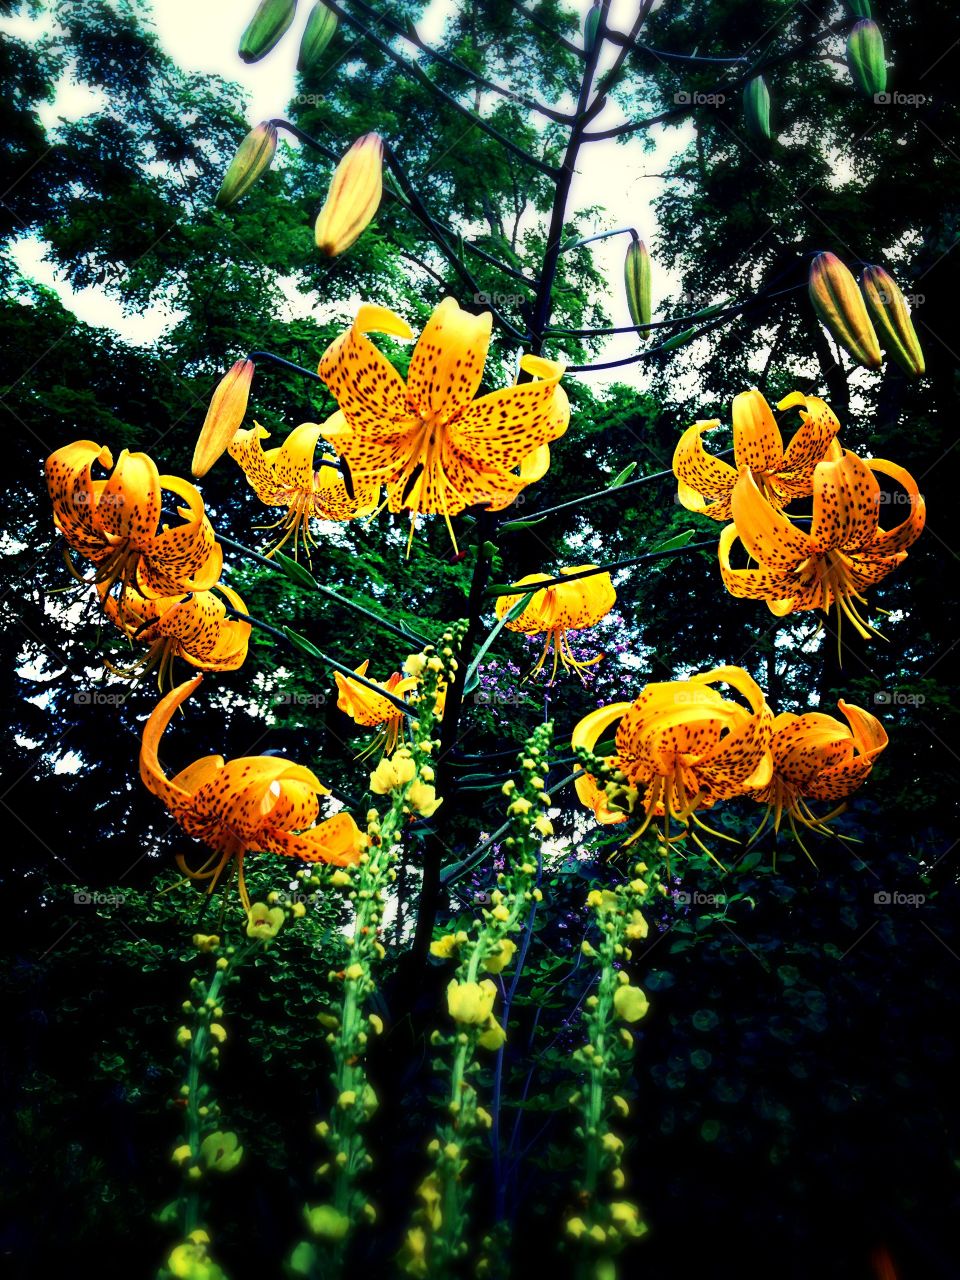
(649, 529, 696, 554)
(608, 462, 637, 489)
(274, 551, 318, 590)
(463, 590, 535, 694)
(498, 516, 549, 532)
(660, 326, 697, 351)
(283, 626, 324, 659)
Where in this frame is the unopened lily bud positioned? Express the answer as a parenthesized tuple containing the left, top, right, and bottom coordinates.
(860, 264, 925, 378)
(847, 19, 886, 98)
(808, 251, 881, 369)
(192, 359, 254, 477)
(314, 133, 384, 257)
(583, 2, 602, 53)
(298, 2, 337, 71)
(624, 237, 651, 333)
(239, 0, 297, 64)
(743, 76, 771, 142)
(215, 122, 277, 210)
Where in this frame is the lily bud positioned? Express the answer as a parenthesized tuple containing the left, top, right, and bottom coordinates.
(239, 0, 297, 64)
(215, 122, 277, 210)
(743, 76, 771, 142)
(583, 2, 602, 53)
(624, 237, 651, 334)
(847, 19, 886, 98)
(808, 251, 881, 369)
(314, 133, 384, 257)
(860, 265, 925, 378)
(192, 359, 255, 477)
(847, 0, 872, 15)
(298, 1, 337, 71)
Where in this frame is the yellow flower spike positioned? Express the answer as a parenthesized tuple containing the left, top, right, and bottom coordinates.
(673, 388, 843, 521)
(140, 677, 363, 909)
(228, 417, 380, 560)
(192, 358, 255, 477)
(747, 700, 888, 848)
(314, 132, 384, 257)
(46, 442, 223, 602)
(317, 296, 570, 549)
(305, 1204, 351, 1241)
(99, 583, 251, 689)
(446, 978, 498, 1025)
(496, 566, 616, 683)
(721, 450, 925, 640)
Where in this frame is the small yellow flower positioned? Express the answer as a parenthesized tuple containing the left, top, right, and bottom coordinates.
(446, 978, 497, 1026)
(613, 985, 649, 1023)
(246, 902, 285, 940)
(482, 938, 517, 974)
(172, 1144, 193, 1166)
(200, 1130, 243, 1172)
(478, 1017, 507, 1051)
(408, 781, 442, 817)
(430, 931, 467, 960)
(625, 910, 648, 940)
(209, 1023, 227, 1044)
(192, 933, 220, 953)
(305, 1203, 351, 1240)
(566, 1217, 587, 1239)
(176, 1027, 192, 1047)
(368, 1014, 384, 1035)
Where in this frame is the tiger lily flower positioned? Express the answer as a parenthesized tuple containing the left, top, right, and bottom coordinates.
(99, 583, 251, 688)
(674, 390, 843, 521)
(495, 566, 616, 682)
(228, 418, 380, 560)
(46, 442, 222, 599)
(141, 676, 363, 909)
(719, 449, 925, 640)
(572, 666, 773, 859)
(747, 700, 887, 852)
(334, 659, 444, 757)
(317, 298, 569, 550)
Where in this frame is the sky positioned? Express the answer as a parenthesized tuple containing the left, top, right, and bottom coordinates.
(7, 0, 691, 376)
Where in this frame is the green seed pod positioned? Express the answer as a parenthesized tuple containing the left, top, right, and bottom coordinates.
(583, 2, 602, 54)
(847, 19, 887, 98)
(860, 265, 925, 378)
(743, 76, 771, 142)
(298, 2, 337, 72)
(239, 0, 297, 64)
(624, 238, 651, 334)
(214, 122, 277, 210)
(808, 251, 882, 369)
